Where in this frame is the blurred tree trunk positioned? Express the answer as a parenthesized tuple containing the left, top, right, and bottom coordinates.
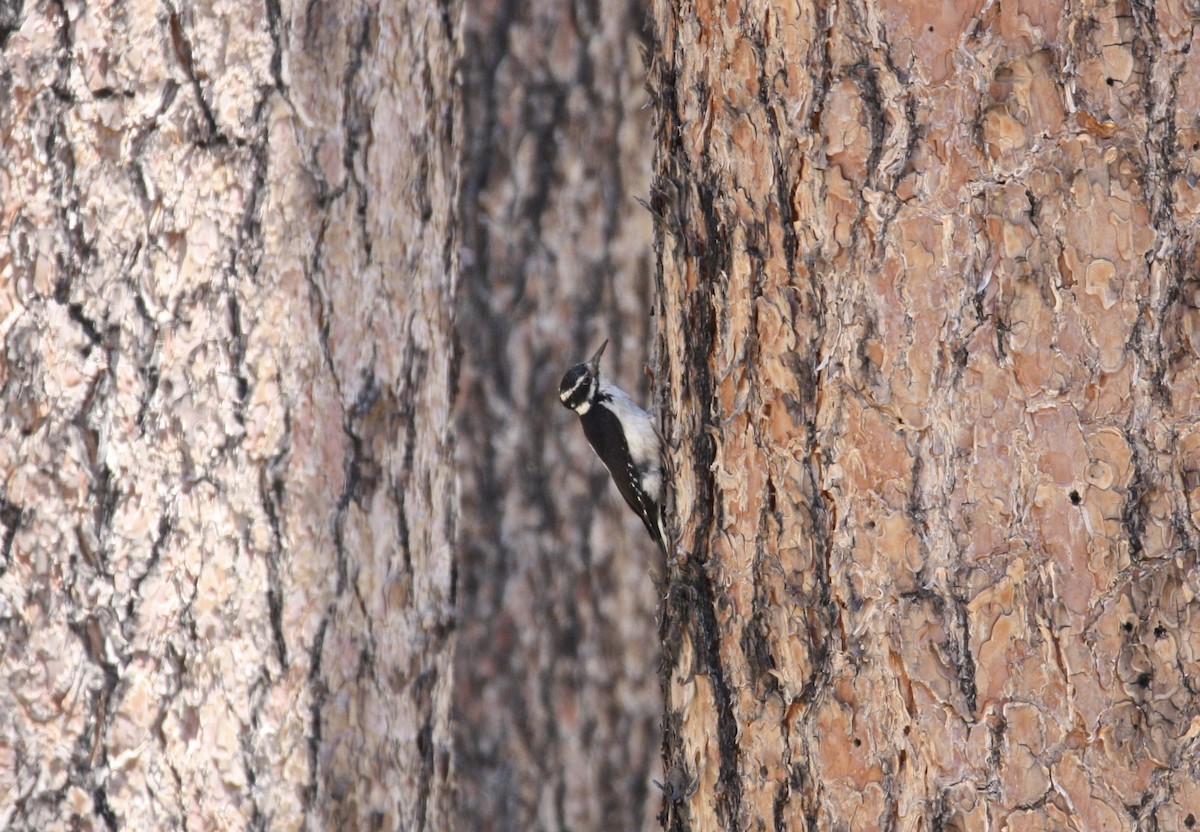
(453, 0, 662, 829)
(0, 0, 457, 829)
(651, 0, 1200, 829)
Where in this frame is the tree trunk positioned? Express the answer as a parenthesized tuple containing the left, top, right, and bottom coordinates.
(651, 0, 1200, 829)
(453, 0, 662, 829)
(0, 0, 457, 828)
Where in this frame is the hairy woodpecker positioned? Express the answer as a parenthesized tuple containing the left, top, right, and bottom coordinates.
(559, 340, 664, 548)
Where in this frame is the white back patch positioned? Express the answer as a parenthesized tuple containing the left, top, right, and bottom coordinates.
(598, 382, 659, 468)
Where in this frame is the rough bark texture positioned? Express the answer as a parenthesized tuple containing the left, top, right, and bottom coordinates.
(651, 0, 1200, 829)
(452, 0, 663, 829)
(0, 0, 457, 829)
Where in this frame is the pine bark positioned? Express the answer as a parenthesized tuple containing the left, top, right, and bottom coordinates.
(651, 0, 1200, 829)
(453, 0, 662, 829)
(0, 0, 458, 829)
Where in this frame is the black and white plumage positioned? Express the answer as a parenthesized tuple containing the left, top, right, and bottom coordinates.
(559, 340, 664, 548)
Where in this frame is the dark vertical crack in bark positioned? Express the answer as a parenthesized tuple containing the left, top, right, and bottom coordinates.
(301, 15, 375, 804)
(1129, 0, 1182, 406)
(164, 2, 220, 144)
(342, 7, 375, 262)
(949, 594, 979, 718)
(303, 615, 328, 810)
(262, 0, 285, 91)
(0, 495, 21, 576)
(0, 0, 23, 48)
(69, 614, 122, 832)
(1121, 426, 1150, 562)
(654, 47, 745, 812)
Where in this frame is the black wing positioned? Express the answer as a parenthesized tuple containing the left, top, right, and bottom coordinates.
(580, 406, 662, 546)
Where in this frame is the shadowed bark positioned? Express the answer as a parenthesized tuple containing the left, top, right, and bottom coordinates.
(453, 0, 662, 829)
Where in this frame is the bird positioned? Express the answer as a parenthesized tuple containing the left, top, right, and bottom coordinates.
(559, 340, 665, 549)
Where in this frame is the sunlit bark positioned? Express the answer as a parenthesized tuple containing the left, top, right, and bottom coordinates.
(0, 0, 457, 828)
(651, 0, 1200, 828)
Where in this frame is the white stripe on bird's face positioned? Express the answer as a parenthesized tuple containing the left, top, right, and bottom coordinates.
(559, 372, 593, 408)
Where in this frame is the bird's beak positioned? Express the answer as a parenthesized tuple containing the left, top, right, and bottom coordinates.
(588, 339, 609, 371)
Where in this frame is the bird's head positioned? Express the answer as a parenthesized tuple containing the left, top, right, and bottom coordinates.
(559, 340, 608, 414)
